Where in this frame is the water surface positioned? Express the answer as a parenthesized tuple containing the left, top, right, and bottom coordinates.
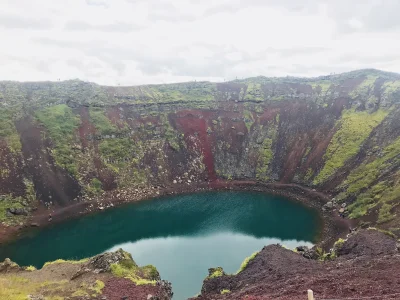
(0, 191, 320, 299)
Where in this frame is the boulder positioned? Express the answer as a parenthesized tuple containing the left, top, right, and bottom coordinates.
(7, 207, 28, 216)
(0, 258, 22, 273)
(301, 248, 319, 260)
(295, 245, 309, 252)
(87, 248, 135, 273)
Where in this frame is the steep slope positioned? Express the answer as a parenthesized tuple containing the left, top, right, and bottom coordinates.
(192, 229, 400, 300)
(1, 69, 400, 232)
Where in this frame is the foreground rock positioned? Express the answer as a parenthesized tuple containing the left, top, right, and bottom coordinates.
(0, 249, 172, 300)
(192, 229, 400, 300)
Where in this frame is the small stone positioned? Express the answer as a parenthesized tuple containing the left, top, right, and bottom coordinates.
(325, 201, 333, 209)
(173, 180, 177, 184)
(341, 203, 347, 208)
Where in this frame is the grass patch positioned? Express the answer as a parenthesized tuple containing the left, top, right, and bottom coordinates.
(207, 267, 224, 279)
(110, 251, 158, 286)
(0, 276, 67, 300)
(0, 195, 26, 224)
(43, 257, 88, 267)
(342, 138, 400, 219)
(236, 251, 259, 274)
(0, 108, 21, 153)
(221, 289, 231, 295)
(35, 104, 81, 176)
(90, 280, 105, 295)
(314, 109, 388, 185)
(367, 227, 397, 239)
(378, 203, 396, 224)
(25, 265, 36, 271)
(89, 107, 119, 135)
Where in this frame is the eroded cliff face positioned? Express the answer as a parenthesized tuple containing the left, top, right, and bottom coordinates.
(0, 69, 400, 230)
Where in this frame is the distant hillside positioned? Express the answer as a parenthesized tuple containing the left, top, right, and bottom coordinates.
(1, 69, 399, 233)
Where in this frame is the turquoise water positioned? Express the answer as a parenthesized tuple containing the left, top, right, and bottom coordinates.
(0, 191, 320, 299)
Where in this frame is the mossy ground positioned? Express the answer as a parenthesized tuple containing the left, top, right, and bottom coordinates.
(0, 250, 159, 299)
(314, 109, 389, 185)
(237, 251, 259, 274)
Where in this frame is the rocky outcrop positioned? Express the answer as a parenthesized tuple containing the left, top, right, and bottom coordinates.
(0, 257, 22, 273)
(193, 229, 400, 300)
(0, 249, 173, 300)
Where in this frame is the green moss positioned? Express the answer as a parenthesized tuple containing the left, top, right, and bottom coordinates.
(0, 195, 26, 223)
(25, 265, 36, 271)
(221, 289, 231, 295)
(367, 227, 397, 239)
(333, 238, 345, 249)
(0, 276, 67, 300)
(43, 257, 88, 267)
(208, 267, 224, 279)
(243, 110, 255, 133)
(0, 108, 22, 153)
(86, 178, 103, 196)
(311, 81, 332, 95)
(110, 252, 158, 286)
(98, 138, 133, 173)
(244, 83, 264, 101)
(89, 107, 118, 135)
(256, 124, 277, 180)
(35, 104, 81, 176)
(341, 137, 400, 218)
(349, 75, 378, 98)
(90, 280, 105, 295)
(236, 251, 259, 274)
(304, 168, 314, 181)
(72, 289, 89, 297)
(314, 109, 388, 185)
(344, 137, 400, 196)
(378, 203, 396, 224)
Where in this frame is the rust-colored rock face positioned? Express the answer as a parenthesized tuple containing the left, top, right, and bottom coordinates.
(0, 69, 399, 231)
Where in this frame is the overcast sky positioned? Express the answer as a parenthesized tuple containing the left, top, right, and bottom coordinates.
(1, 0, 399, 85)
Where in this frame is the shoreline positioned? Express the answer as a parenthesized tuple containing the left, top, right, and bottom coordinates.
(0, 180, 353, 248)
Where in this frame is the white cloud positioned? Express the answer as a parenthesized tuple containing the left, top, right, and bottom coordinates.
(0, 0, 399, 85)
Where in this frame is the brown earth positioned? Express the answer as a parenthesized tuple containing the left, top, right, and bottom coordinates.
(193, 229, 400, 300)
(0, 248, 172, 300)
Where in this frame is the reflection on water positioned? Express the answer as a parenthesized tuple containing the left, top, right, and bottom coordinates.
(107, 233, 313, 299)
(0, 191, 320, 299)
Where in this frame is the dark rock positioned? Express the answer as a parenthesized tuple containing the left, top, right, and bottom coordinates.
(302, 248, 319, 260)
(0, 258, 22, 273)
(156, 280, 173, 299)
(7, 208, 28, 216)
(295, 246, 308, 252)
